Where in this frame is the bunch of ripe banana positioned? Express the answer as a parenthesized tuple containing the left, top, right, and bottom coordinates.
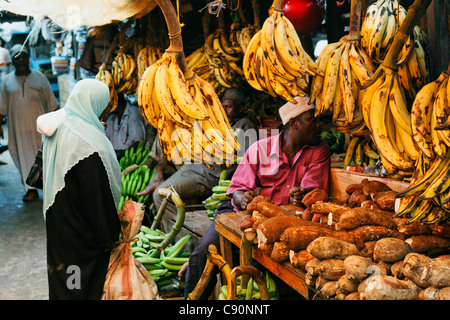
(395, 151, 450, 225)
(185, 47, 219, 90)
(343, 136, 381, 169)
(397, 25, 429, 100)
(360, 0, 407, 63)
(245, 92, 283, 121)
(138, 52, 240, 168)
(237, 24, 260, 52)
(243, 9, 322, 104)
(112, 49, 138, 96)
(361, 66, 419, 176)
(136, 45, 164, 81)
(310, 36, 375, 136)
(394, 68, 450, 225)
(410, 70, 450, 160)
(204, 28, 245, 89)
(218, 271, 279, 300)
(95, 65, 118, 114)
(360, 0, 428, 99)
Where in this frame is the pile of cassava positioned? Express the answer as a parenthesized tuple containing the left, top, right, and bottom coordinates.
(240, 179, 450, 300)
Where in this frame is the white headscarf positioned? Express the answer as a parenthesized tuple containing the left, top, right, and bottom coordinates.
(39, 79, 121, 218)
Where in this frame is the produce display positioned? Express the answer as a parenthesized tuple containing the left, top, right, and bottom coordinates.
(217, 271, 279, 300)
(87, 0, 449, 300)
(239, 177, 450, 300)
(118, 140, 155, 209)
(131, 225, 192, 290)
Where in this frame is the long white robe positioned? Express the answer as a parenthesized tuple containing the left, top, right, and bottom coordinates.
(0, 70, 58, 191)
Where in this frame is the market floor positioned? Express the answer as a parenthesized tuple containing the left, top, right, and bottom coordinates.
(0, 136, 48, 299)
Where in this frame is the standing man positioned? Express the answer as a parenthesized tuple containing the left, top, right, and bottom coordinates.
(0, 44, 58, 201)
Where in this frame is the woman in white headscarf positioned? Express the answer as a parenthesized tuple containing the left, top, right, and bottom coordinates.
(37, 79, 122, 300)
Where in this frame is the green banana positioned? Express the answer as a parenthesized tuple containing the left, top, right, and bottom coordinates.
(212, 185, 229, 193)
(363, 140, 380, 159)
(166, 234, 191, 258)
(211, 193, 231, 201)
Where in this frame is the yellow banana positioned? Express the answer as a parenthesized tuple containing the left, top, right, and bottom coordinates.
(339, 42, 355, 124)
(154, 58, 191, 128)
(388, 72, 412, 134)
(370, 71, 413, 171)
(309, 41, 343, 104)
(167, 56, 209, 121)
(137, 61, 161, 128)
(321, 44, 344, 112)
(243, 30, 263, 91)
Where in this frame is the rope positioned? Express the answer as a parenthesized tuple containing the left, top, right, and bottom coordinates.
(199, 0, 227, 17)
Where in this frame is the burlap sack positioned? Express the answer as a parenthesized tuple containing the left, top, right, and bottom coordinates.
(102, 200, 160, 300)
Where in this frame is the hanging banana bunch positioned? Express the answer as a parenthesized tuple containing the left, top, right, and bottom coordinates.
(243, 0, 322, 103)
(111, 48, 139, 96)
(360, 0, 433, 178)
(397, 25, 429, 100)
(138, 0, 240, 168)
(311, 0, 375, 136)
(95, 63, 119, 115)
(137, 45, 164, 81)
(410, 66, 450, 160)
(360, 0, 428, 99)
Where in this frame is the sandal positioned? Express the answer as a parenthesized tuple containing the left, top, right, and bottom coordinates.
(23, 190, 39, 201)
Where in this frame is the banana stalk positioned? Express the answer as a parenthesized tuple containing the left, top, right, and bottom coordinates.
(155, 187, 186, 251)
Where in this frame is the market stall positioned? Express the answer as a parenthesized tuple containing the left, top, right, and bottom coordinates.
(1, 0, 449, 300)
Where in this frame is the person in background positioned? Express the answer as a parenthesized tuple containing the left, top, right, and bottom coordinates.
(105, 92, 155, 160)
(137, 88, 258, 219)
(37, 79, 121, 300)
(0, 38, 10, 83)
(182, 95, 331, 299)
(0, 44, 58, 201)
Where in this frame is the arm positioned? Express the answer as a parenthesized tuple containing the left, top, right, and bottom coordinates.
(136, 163, 165, 196)
(292, 142, 331, 222)
(232, 190, 255, 211)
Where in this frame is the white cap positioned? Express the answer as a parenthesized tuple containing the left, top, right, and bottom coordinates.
(278, 96, 315, 125)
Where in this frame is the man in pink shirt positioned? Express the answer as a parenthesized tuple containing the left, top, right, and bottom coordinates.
(228, 95, 330, 214)
(183, 96, 331, 299)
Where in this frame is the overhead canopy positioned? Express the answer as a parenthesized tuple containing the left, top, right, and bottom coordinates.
(0, 0, 157, 30)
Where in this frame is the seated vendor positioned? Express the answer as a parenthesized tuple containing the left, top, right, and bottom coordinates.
(137, 87, 258, 219)
(182, 95, 331, 299)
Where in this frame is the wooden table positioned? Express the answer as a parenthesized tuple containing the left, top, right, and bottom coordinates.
(215, 210, 316, 300)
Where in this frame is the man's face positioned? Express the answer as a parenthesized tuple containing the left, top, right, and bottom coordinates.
(295, 110, 322, 146)
(12, 52, 30, 73)
(222, 99, 241, 121)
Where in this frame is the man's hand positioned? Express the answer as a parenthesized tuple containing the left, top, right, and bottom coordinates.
(289, 186, 307, 206)
(232, 190, 255, 211)
(136, 164, 164, 196)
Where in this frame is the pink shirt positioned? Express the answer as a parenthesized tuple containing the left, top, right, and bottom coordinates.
(227, 131, 330, 206)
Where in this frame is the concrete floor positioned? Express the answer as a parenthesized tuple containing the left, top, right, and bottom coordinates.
(0, 125, 49, 300)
